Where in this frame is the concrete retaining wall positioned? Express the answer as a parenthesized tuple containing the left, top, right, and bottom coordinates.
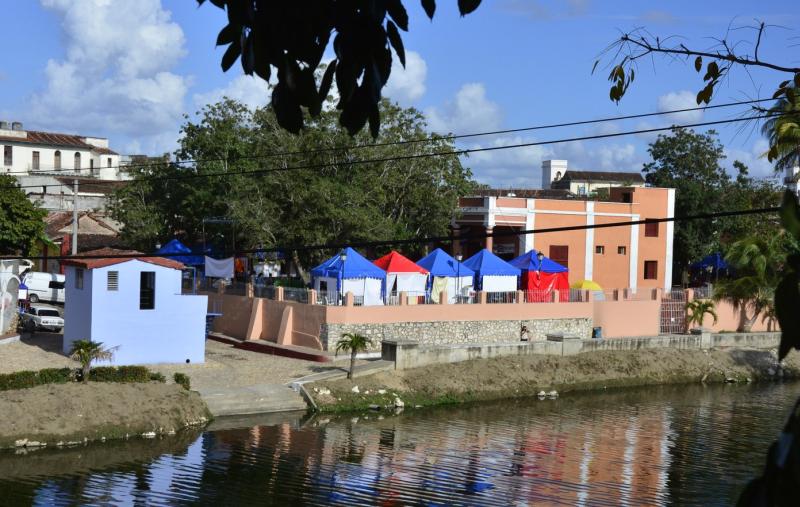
(382, 332, 781, 370)
(323, 318, 591, 352)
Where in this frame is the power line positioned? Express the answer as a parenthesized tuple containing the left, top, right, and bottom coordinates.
(2, 205, 779, 261)
(1, 96, 777, 177)
(9, 112, 783, 191)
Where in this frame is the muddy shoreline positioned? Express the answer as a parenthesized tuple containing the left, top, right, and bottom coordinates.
(308, 347, 800, 413)
(0, 383, 211, 450)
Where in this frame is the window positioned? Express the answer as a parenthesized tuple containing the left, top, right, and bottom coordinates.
(618, 246, 627, 255)
(621, 192, 632, 203)
(644, 220, 659, 237)
(3, 145, 11, 166)
(577, 185, 586, 196)
(48, 280, 65, 290)
(644, 261, 658, 280)
(75, 268, 84, 289)
(549, 245, 569, 269)
(107, 157, 112, 167)
(38, 309, 60, 317)
(140, 271, 155, 310)
(595, 245, 605, 254)
(54, 150, 61, 170)
(107, 271, 119, 291)
(32, 151, 39, 170)
(90, 159, 94, 174)
(74, 152, 81, 170)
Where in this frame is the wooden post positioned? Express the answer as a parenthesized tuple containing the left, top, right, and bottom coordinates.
(477, 291, 487, 304)
(516, 290, 524, 304)
(399, 291, 407, 306)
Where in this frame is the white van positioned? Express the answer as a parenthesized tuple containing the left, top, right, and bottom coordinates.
(22, 272, 65, 304)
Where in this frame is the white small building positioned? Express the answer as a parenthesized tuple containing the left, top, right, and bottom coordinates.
(62, 248, 207, 365)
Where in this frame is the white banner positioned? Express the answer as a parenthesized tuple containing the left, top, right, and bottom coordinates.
(204, 256, 234, 279)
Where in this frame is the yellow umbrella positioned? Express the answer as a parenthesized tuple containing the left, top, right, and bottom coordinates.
(570, 280, 602, 290)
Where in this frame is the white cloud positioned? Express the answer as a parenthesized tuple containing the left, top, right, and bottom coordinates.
(383, 51, 427, 104)
(657, 90, 703, 124)
(426, 83, 502, 134)
(30, 0, 190, 154)
(193, 74, 271, 112)
(724, 138, 778, 179)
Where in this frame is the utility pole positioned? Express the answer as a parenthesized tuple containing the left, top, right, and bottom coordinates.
(72, 178, 78, 255)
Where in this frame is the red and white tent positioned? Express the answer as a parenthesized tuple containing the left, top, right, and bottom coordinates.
(373, 251, 429, 296)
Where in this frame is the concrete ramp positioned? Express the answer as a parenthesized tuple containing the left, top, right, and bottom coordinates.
(198, 384, 308, 417)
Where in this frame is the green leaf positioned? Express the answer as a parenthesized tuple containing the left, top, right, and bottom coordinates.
(694, 56, 702, 72)
(457, 0, 482, 16)
(220, 41, 241, 72)
(775, 273, 800, 360)
(421, 0, 436, 19)
(773, 87, 787, 99)
(591, 60, 599, 75)
(386, 21, 406, 67)
(795, 73, 800, 88)
(704, 61, 719, 81)
(780, 190, 800, 240)
(318, 60, 337, 102)
(216, 23, 238, 46)
(271, 82, 303, 134)
(387, 0, 409, 31)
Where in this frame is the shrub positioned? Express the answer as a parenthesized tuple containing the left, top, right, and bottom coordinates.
(173, 373, 191, 391)
(89, 366, 152, 383)
(0, 368, 73, 391)
(149, 372, 167, 383)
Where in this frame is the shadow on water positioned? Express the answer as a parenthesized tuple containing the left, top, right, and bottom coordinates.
(0, 382, 798, 506)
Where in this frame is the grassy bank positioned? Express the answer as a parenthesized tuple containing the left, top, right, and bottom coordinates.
(308, 347, 800, 413)
(0, 383, 211, 449)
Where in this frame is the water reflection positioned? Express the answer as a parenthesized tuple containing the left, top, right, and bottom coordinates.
(0, 382, 797, 506)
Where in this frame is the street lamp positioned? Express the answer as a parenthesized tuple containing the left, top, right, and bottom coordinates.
(455, 253, 463, 304)
(339, 250, 347, 304)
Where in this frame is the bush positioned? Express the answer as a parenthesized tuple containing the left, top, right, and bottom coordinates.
(149, 372, 166, 383)
(89, 366, 152, 383)
(0, 368, 73, 391)
(173, 373, 191, 391)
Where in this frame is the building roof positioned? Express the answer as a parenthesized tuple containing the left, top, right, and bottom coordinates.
(0, 130, 118, 155)
(53, 176, 127, 194)
(61, 247, 184, 270)
(45, 211, 121, 239)
(473, 188, 574, 199)
(556, 170, 645, 183)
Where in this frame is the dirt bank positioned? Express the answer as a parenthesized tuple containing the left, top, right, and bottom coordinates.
(0, 383, 211, 449)
(310, 348, 800, 412)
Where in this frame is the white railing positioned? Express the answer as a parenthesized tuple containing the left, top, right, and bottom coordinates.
(315, 290, 342, 306)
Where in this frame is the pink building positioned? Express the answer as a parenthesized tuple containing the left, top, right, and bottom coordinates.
(453, 177, 675, 291)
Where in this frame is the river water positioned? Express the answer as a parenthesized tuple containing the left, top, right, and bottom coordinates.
(1, 381, 797, 506)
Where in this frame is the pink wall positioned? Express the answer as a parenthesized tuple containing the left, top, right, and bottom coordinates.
(593, 299, 660, 338)
(699, 299, 777, 333)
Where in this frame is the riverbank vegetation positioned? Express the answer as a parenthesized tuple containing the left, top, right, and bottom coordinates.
(309, 348, 800, 413)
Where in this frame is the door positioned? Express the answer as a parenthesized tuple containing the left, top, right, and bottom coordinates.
(660, 289, 687, 334)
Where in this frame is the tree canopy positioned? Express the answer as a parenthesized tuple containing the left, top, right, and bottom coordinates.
(642, 128, 782, 285)
(0, 175, 48, 256)
(109, 97, 475, 271)
(197, 0, 482, 137)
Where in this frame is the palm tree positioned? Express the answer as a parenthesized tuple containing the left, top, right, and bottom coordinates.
(685, 299, 717, 332)
(335, 333, 373, 380)
(69, 340, 117, 382)
(713, 236, 787, 332)
(761, 88, 800, 173)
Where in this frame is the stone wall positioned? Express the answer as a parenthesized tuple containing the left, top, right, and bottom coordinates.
(321, 318, 592, 352)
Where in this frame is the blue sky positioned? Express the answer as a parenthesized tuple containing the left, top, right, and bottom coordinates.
(1, 0, 797, 186)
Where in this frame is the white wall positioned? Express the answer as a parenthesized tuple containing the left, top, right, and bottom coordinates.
(64, 260, 207, 365)
(1, 138, 120, 178)
(63, 265, 94, 354)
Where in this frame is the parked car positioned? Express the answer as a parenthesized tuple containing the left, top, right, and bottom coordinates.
(20, 305, 64, 333)
(21, 272, 65, 304)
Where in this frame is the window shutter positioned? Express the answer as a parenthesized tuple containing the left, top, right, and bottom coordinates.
(107, 271, 119, 291)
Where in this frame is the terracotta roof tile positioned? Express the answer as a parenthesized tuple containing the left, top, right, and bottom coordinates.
(556, 170, 645, 183)
(62, 247, 184, 270)
(0, 130, 118, 155)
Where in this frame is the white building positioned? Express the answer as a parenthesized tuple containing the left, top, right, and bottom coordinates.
(62, 248, 208, 365)
(0, 121, 129, 211)
(541, 159, 645, 196)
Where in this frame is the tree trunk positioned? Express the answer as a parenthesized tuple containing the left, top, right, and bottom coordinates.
(348, 350, 356, 380)
(292, 250, 310, 285)
(743, 312, 758, 333)
(82, 364, 90, 382)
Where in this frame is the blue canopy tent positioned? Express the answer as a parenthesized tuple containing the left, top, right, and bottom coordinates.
(416, 248, 475, 303)
(690, 252, 729, 272)
(462, 249, 521, 292)
(311, 247, 386, 305)
(156, 239, 205, 266)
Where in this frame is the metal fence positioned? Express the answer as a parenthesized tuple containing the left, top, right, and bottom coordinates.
(315, 290, 342, 306)
(660, 289, 687, 334)
(693, 284, 714, 299)
(485, 291, 519, 304)
(283, 287, 309, 304)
